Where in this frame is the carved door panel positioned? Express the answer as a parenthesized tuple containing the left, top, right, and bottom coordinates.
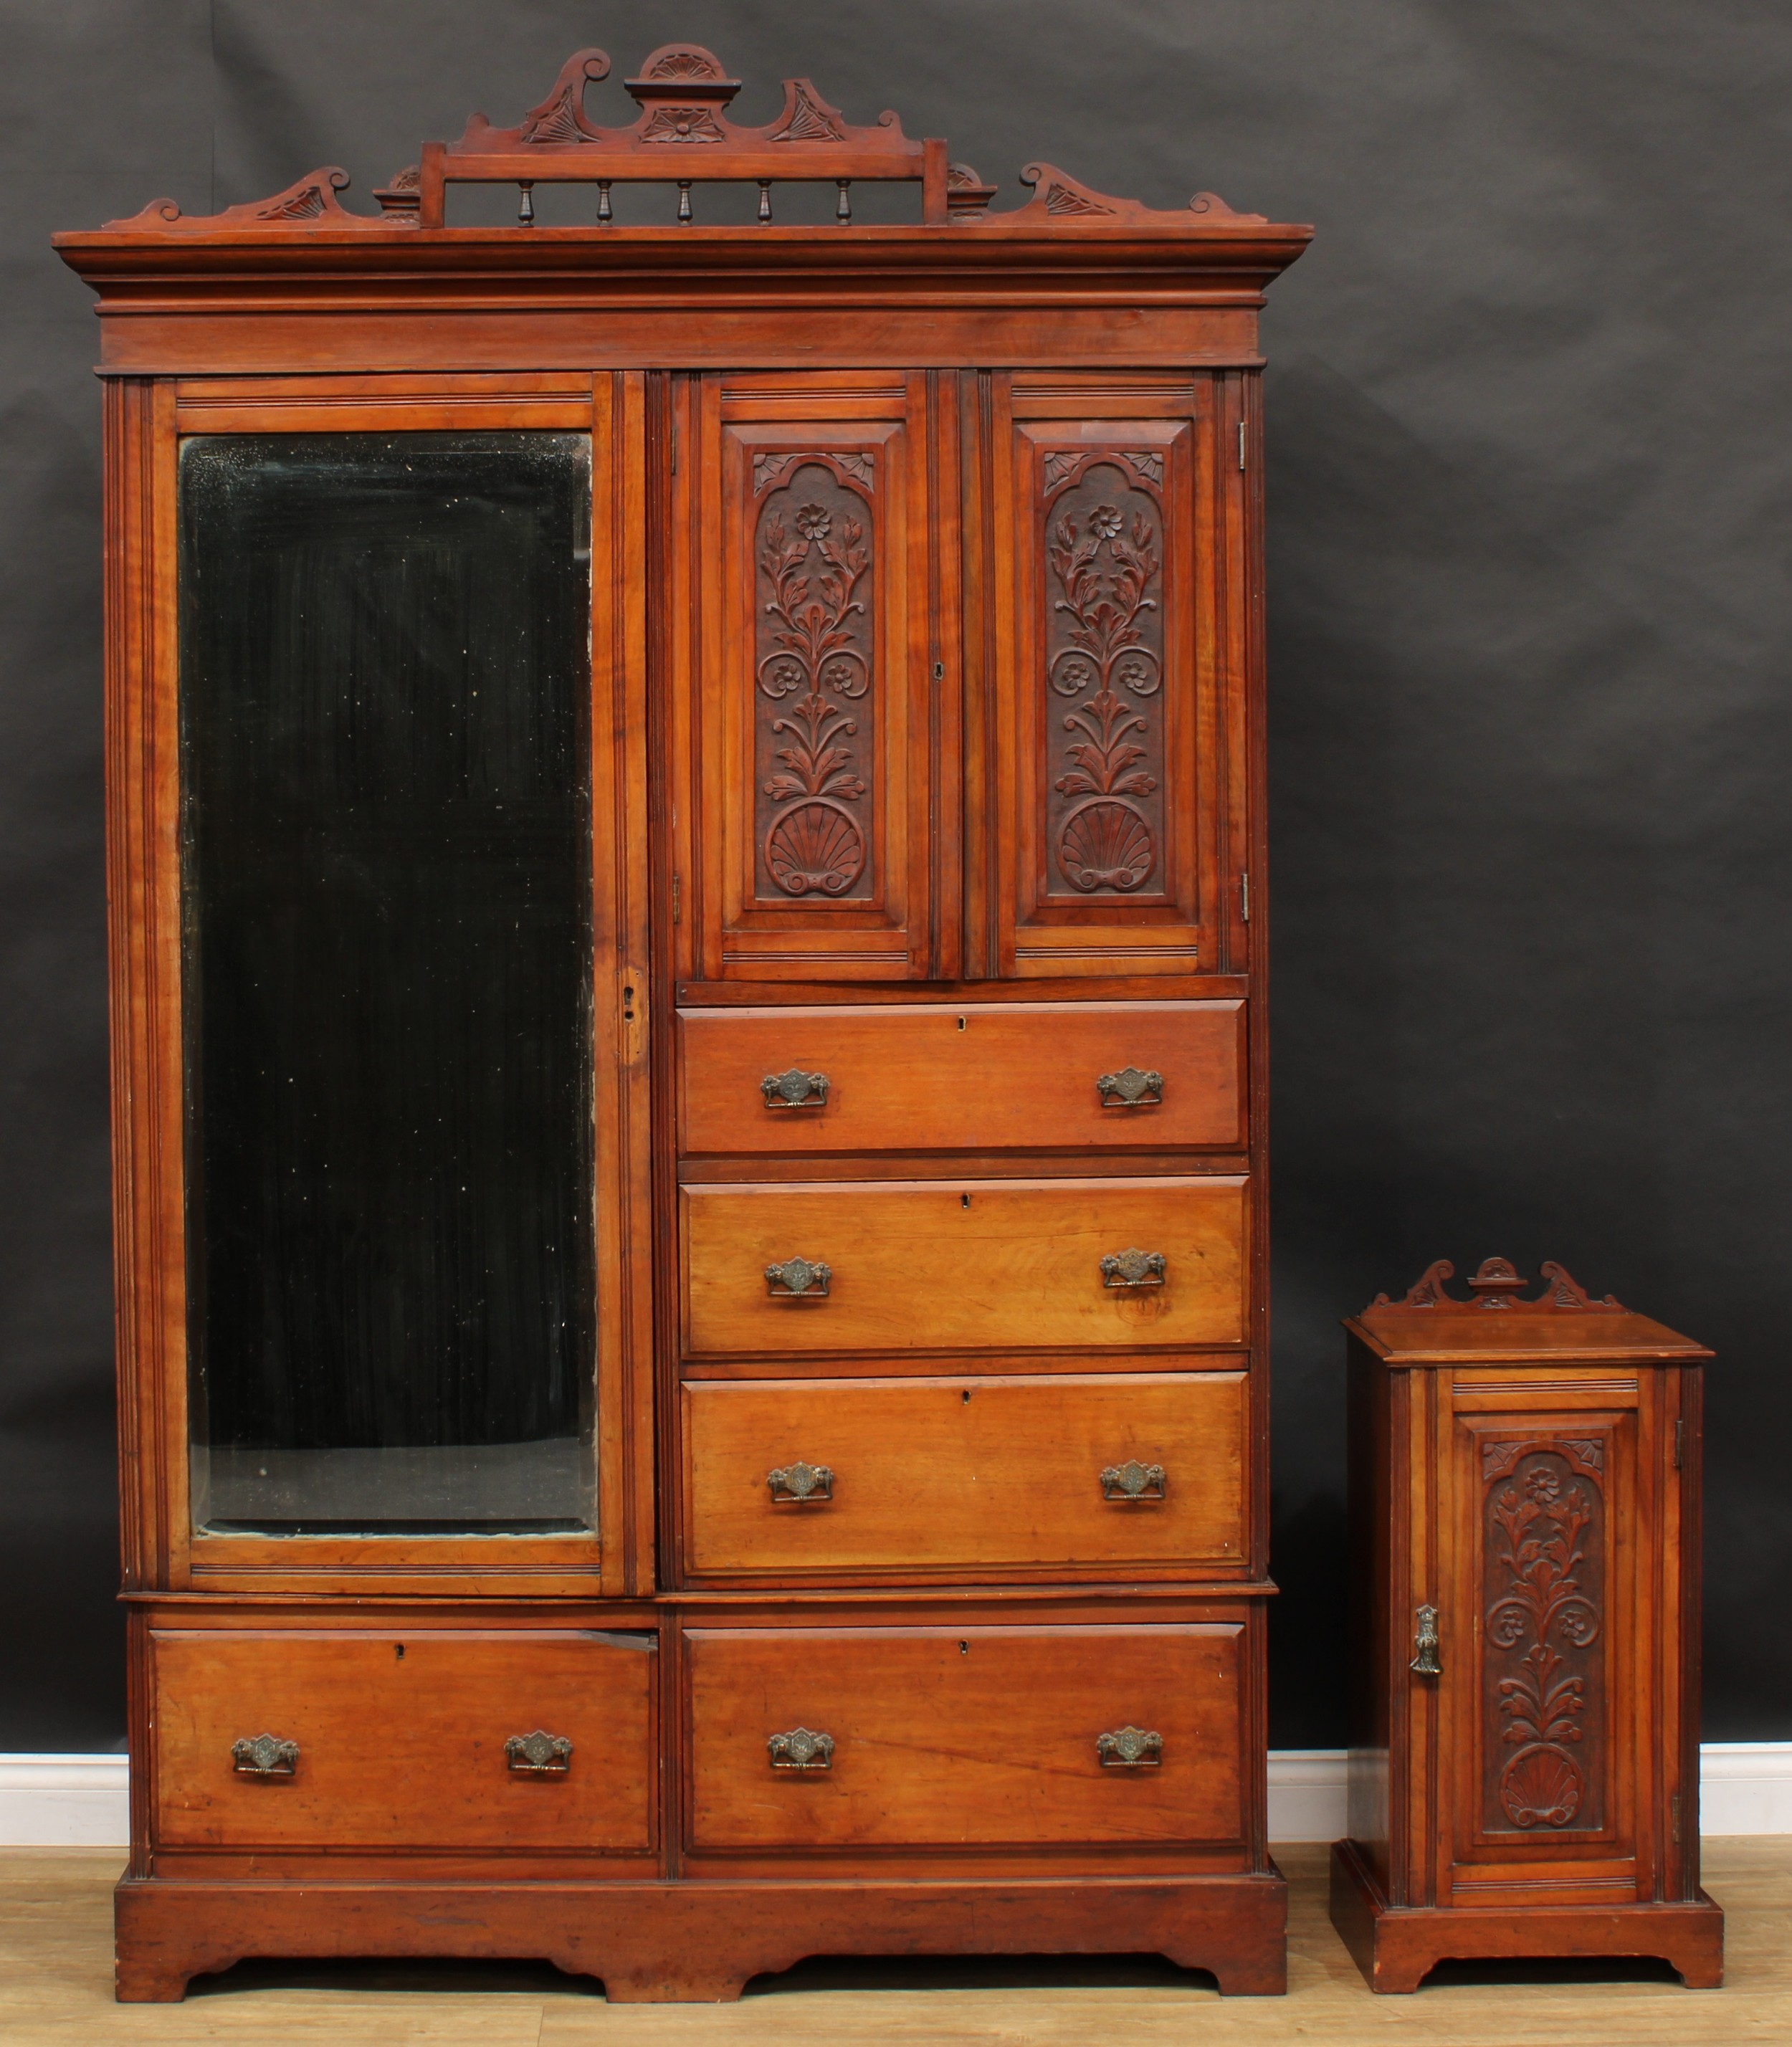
(1436, 1398, 1651, 1907)
(986, 375, 1228, 978)
(681, 372, 935, 980)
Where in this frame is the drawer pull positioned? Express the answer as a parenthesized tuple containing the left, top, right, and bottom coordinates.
(768, 1726, 835, 1770)
(1097, 1725, 1164, 1769)
(1097, 1066, 1164, 1107)
(766, 1255, 831, 1297)
(1101, 1459, 1167, 1502)
(768, 1459, 834, 1503)
(505, 1730, 573, 1775)
(231, 1734, 299, 1778)
(762, 1067, 830, 1110)
(1100, 1248, 1167, 1289)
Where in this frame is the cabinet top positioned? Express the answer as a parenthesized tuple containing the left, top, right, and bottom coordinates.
(1347, 1256, 1712, 1364)
(52, 39, 1312, 280)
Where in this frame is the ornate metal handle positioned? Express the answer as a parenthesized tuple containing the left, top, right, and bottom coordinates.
(505, 1730, 573, 1775)
(1097, 1067, 1164, 1107)
(763, 1067, 829, 1110)
(232, 1734, 299, 1778)
(1411, 1603, 1441, 1676)
(766, 1256, 831, 1297)
(1097, 1725, 1163, 1768)
(1100, 1248, 1167, 1289)
(1101, 1459, 1167, 1502)
(768, 1460, 834, 1502)
(768, 1727, 835, 1770)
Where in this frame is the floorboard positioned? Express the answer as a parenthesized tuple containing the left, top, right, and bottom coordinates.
(1, 1841, 1784, 2043)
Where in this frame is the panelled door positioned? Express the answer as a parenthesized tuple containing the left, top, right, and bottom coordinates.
(674, 370, 1244, 983)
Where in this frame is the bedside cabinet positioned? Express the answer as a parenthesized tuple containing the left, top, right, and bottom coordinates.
(1330, 1256, 1724, 1991)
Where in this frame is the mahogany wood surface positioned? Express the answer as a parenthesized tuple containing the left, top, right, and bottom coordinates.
(61, 35, 1306, 2003)
(680, 1176, 1249, 1355)
(680, 1371, 1248, 1582)
(1333, 1259, 1722, 1991)
(679, 1000, 1245, 1153)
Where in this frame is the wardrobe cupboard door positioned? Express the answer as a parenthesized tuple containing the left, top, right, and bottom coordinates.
(680, 372, 938, 981)
(986, 376, 1230, 977)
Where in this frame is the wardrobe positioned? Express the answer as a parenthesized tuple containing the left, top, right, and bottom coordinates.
(55, 42, 1310, 1999)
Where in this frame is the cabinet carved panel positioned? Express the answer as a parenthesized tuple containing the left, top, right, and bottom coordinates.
(1481, 1438, 1606, 1835)
(753, 456, 875, 901)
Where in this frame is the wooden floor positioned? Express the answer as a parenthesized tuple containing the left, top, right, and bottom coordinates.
(2, 1842, 1786, 2044)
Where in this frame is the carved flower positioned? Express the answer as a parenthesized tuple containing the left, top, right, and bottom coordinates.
(1090, 504, 1123, 539)
(1525, 1466, 1562, 1505)
(795, 504, 831, 540)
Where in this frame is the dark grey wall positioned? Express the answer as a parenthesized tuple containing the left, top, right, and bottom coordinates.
(3, 0, 1788, 1749)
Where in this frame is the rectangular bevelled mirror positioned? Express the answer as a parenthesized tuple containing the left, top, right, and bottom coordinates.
(178, 431, 596, 1536)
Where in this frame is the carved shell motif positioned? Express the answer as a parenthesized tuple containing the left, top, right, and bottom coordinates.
(765, 800, 866, 897)
(1499, 1744, 1585, 1828)
(1058, 800, 1155, 892)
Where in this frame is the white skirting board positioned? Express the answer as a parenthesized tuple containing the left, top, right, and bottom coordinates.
(2, 1745, 1788, 1846)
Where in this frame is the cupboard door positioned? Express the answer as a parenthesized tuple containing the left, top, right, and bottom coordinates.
(988, 376, 1226, 976)
(682, 373, 936, 980)
(1437, 1401, 1649, 1907)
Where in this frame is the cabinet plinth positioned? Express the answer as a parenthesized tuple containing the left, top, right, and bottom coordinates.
(59, 37, 1309, 2003)
(1332, 1258, 1723, 1993)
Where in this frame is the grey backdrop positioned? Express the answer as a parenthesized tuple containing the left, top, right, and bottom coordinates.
(3, 0, 1787, 1750)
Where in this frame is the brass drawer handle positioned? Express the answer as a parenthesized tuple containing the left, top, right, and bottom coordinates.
(505, 1730, 573, 1775)
(1101, 1248, 1166, 1289)
(768, 1460, 834, 1502)
(1101, 1459, 1167, 1502)
(763, 1067, 830, 1110)
(232, 1734, 299, 1778)
(1411, 1603, 1441, 1676)
(1097, 1067, 1163, 1107)
(766, 1255, 831, 1297)
(768, 1727, 835, 1770)
(1097, 1725, 1163, 1769)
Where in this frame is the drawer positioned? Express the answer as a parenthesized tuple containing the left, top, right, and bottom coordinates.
(682, 1176, 1248, 1356)
(680, 1001, 1244, 1154)
(149, 1628, 655, 1851)
(682, 1372, 1247, 1579)
(685, 1621, 1245, 1850)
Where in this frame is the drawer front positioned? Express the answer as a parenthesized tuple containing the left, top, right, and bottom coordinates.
(682, 1177, 1248, 1356)
(682, 1372, 1247, 1578)
(680, 1001, 1244, 1154)
(150, 1628, 655, 1851)
(685, 1621, 1245, 1850)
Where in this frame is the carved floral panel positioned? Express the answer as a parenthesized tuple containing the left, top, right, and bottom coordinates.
(1481, 1440, 1606, 1835)
(752, 457, 875, 903)
(1040, 453, 1166, 899)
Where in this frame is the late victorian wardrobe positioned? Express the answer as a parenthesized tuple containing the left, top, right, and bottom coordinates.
(55, 43, 1310, 2000)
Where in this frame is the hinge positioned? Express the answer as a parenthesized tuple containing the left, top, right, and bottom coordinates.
(1674, 1418, 1684, 1469)
(1239, 871, 1250, 923)
(1672, 1791, 1682, 1843)
(671, 874, 681, 925)
(1238, 419, 1248, 472)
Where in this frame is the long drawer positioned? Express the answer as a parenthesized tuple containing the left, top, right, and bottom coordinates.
(682, 1372, 1247, 1579)
(685, 1621, 1246, 1850)
(149, 1628, 656, 1851)
(681, 1176, 1249, 1356)
(680, 1001, 1244, 1154)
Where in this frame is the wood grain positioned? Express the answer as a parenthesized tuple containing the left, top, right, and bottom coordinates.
(681, 1372, 1247, 1581)
(679, 1000, 1245, 1154)
(682, 1176, 1248, 1355)
(682, 1621, 1244, 1851)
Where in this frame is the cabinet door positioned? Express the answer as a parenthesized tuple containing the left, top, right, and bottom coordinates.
(988, 375, 1229, 976)
(1436, 1395, 1654, 1908)
(680, 372, 935, 980)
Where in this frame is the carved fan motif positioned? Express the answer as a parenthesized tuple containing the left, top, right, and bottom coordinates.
(1042, 458, 1166, 896)
(754, 460, 876, 901)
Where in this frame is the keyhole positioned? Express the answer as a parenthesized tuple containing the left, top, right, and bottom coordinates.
(394, 1644, 405, 1660)
(961, 1193, 971, 1209)
(961, 1388, 971, 1404)
(957, 1016, 967, 1032)
(959, 1641, 970, 1656)
(623, 984, 635, 1021)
